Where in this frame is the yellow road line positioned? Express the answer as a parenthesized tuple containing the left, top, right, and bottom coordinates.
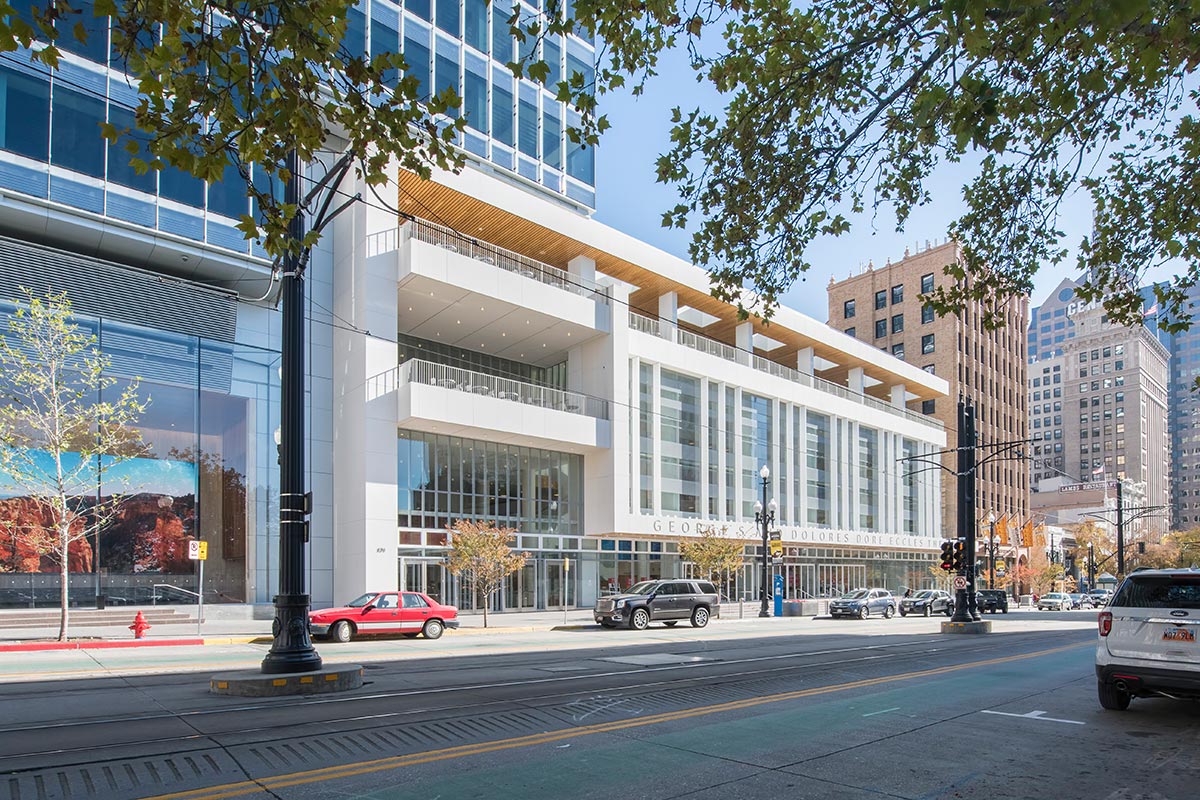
(138, 641, 1086, 800)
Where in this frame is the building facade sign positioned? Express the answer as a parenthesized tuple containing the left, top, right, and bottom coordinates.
(647, 518, 939, 551)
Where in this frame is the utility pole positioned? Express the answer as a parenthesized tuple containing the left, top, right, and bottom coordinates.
(261, 151, 323, 675)
(1116, 480, 1125, 577)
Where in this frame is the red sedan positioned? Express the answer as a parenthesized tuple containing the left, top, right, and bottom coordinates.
(309, 591, 460, 642)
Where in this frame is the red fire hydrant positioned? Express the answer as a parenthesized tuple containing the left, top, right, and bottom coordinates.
(129, 611, 151, 639)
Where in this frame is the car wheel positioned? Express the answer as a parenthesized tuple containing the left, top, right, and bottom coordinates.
(899, 609, 907, 617)
(1098, 679, 1132, 711)
(858, 605, 869, 620)
(923, 605, 931, 617)
(1002, 608, 1008, 614)
(630, 607, 650, 630)
(422, 619, 444, 640)
(691, 606, 710, 628)
(884, 605, 895, 619)
(664, 620, 679, 627)
(331, 620, 352, 643)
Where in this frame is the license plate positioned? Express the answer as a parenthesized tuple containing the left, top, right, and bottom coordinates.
(1164, 628, 1195, 642)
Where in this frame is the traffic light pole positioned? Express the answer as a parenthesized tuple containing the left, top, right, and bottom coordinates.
(951, 399, 980, 622)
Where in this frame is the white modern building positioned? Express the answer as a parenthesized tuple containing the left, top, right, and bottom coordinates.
(323, 164, 949, 611)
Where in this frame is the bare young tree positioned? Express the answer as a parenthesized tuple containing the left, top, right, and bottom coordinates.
(444, 520, 529, 629)
(0, 289, 148, 640)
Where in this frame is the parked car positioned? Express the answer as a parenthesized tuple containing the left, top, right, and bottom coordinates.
(899, 589, 952, 617)
(593, 579, 720, 630)
(977, 589, 1010, 614)
(829, 588, 896, 619)
(1037, 592, 1073, 611)
(1069, 593, 1095, 609)
(1089, 589, 1113, 607)
(309, 591, 460, 642)
(1096, 569, 1200, 710)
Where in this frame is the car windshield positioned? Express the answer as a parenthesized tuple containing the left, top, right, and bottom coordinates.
(626, 581, 659, 596)
(914, 590, 935, 599)
(841, 589, 869, 599)
(345, 593, 378, 607)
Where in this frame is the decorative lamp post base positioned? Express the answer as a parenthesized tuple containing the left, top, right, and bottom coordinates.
(261, 593, 323, 674)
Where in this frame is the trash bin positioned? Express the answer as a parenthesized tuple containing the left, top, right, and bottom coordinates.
(95, 594, 106, 610)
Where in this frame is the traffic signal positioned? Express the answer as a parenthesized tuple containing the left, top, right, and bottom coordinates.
(951, 539, 966, 571)
(940, 540, 954, 571)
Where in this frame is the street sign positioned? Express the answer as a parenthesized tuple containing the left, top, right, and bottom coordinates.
(771, 555, 783, 566)
(952, 575, 968, 590)
(188, 540, 208, 561)
(996, 567, 1006, 577)
(768, 529, 782, 542)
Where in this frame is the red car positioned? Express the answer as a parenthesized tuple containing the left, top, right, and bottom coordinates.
(309, 591, 460, 642)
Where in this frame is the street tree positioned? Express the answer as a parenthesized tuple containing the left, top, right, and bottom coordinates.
(679, 525, 744, 597)
(445, 520, 529, 629)
(0, 289, 148, 641)
(556, 1, 1200, 330)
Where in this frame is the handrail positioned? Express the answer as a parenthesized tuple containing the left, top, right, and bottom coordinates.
(388, 359, 611, 421)
(629, 310, 942, 430)
(367, 218, 611, 305)
(151, 583, 200, 604)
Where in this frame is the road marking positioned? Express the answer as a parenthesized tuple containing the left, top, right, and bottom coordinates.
(980, 709, 1085, 725)
(862, 707, 900, 717)
(135, 642, 1086, 800)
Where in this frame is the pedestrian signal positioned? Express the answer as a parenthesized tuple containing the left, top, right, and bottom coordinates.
(939, 540, 954, 571)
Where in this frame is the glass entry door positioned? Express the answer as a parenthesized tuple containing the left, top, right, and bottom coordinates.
(544, 559, 574, 610)
(400, 557, 449, 605)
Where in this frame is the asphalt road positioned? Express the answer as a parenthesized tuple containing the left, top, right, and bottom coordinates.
(0, 612, 1190, 800)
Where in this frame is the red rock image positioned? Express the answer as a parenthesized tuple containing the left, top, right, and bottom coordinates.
(0, 496, 93, 572)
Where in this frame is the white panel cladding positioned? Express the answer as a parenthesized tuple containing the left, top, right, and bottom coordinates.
(403, 237, 609, 333)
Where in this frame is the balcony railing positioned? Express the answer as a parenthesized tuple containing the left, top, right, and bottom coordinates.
(389, 359, 610, 420)
(629, 310, 941, 430)
(367, 218, 610, 305)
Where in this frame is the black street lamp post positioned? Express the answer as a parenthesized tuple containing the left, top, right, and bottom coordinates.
(753, 464, 777, 619)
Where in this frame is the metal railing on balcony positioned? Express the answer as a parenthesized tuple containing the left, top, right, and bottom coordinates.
(390, 359, 610, 420)
(366, 218, 610, 305)
(628, 310, 941, 430)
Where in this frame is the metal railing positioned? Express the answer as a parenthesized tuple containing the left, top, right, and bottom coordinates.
(629, 310, 941, 430)
(367, 218, 610, 305)
(389, 359, 610, 420)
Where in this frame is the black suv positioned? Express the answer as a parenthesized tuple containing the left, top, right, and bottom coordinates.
(977, 590, 1010, 614)
(594, 579, 720, 630)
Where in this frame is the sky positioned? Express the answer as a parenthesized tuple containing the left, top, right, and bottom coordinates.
(0, 451, 196, 499)
(590, 51, 1105, 324)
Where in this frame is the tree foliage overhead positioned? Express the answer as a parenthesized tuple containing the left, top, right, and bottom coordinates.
(565, 0, 1200, 329)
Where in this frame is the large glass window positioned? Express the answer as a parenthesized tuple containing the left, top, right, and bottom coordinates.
(492, 68, 515, 145)
(725, 387, 735, 518)
(858, 428, 879, 530)
(566, 39, 593, 89)
(806, 412, 830, 526)
(434, 36, 459, 116)
(57, 0, 108, 63)
(543, 36, 562, 86)
(740, 393, 772, 519)
(0, 67, 50, 161)
(464, 0, 488, 51)
(542, 105, 561, 169)
(436, 0, 460, 36)
(51, 86, 105, 178)
(464, 57, 488, 133)
(398, 430, 582, 534)
(105, 105, 155, 193)
(638, 364, 653, 513)
(518, 84, 539, 157)
(207, 161, 248, 219)
(660, 370, 700, 517)
(902, 439, 918, 534)
(491, 3, 513, 62)
(565, 112, 594, 183)
(406, 0, 432, 22)
(404, 26, 432, 100)
(707, 383, 719, 517)
(370, 6, 400, 87)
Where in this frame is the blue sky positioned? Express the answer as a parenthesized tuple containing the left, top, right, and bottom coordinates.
(591, 55, 1108, 322)
(0, 451, 196, 499)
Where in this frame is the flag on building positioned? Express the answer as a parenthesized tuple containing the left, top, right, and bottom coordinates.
(1144, 303, 1159, 317)
(1021, 519, 1035, 548)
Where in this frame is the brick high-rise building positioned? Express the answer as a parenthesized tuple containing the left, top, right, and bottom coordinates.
(827, 240, 1030, 539)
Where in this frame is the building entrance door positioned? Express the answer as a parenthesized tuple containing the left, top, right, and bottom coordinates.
(544, 559, 574, 610)
(503, 562, 538, 611)
(399, 558, 448, 605)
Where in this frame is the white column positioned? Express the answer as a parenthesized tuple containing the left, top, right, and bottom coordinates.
(651, 362, 663, 515)
(331, 169, 401, 603)
(717, 384, 727, 520)
(848, 367, 865, 395)
(733, 386, 744, 519)
(568, 254, 596, 285)
(798, 408, 809, 527)
(700, 376, 710, 518)
(736, 322, 753, 353)
(797, 347, 814, 375)
(891, 384, 906, 408)
(658, 291, 678, 325)
(583, 284, 629, 535)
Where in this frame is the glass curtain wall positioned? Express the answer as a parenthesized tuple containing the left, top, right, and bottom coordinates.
(740, 393, 773, 517)
(659, 369, 700, 516)
(902, 439, 919, 533)
(397, 429, 582, 535)
(806, 412, 831, 526)
(638, 364, 654, 513)
(858, 427, 880, 530)
(0, 307, 276, 608)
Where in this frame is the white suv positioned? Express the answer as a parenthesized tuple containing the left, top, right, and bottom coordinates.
(1095, 569, 1200, 710)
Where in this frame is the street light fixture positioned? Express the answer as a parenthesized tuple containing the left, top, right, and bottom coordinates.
(753, 464, 776, 618)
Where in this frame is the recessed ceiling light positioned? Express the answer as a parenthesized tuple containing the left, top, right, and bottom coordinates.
(502, 332, 506, 337)
(567, 332, 571, 337)
(456, 320, 461, 324)
(526, 320, 530, 324)
(408, 307, 413, 311)
(480, 306, 485, 312)
(542, 343, 547, 347)
(429, 291, 434, 296)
